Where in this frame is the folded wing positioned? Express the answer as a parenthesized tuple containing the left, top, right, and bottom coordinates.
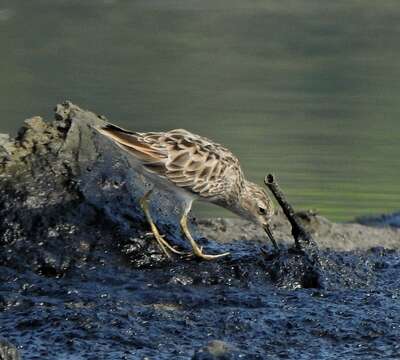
(96, 124, 241, 199)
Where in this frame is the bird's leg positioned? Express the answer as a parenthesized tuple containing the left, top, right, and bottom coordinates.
(139, 190, 185, 257)
(180, 203, 230, 260)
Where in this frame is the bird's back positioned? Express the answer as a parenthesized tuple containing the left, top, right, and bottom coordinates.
(97, 124, 244, 203)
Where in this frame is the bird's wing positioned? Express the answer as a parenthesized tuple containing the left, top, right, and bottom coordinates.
(96, 125, 242, 198)
(96, 123, 167, 162)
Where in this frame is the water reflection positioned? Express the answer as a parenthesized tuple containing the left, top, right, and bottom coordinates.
(1, 0, 399, 221)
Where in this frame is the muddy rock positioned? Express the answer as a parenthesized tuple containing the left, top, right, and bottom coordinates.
(0, 102, 194, 275)
(0, 103, 400, 359)
(198, 211, 400, 251)
(356, 212, 400, 228)
(0, 339, 20, 360)
(192, 340, 240, 360)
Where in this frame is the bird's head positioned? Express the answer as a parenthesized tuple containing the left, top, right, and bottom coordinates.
(236, 180, 277, 248)
(240, 181, 274, 225)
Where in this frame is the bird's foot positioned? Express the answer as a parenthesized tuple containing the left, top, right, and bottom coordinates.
(192, 249, 230, 261)
(152, 231, 186, 257)
(140, 190, 186, 258)
(180, 214, 230, 260)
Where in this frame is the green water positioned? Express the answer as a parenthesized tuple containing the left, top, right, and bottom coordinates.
(1, 1, 399, 221)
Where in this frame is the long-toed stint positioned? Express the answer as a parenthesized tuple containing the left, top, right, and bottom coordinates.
(95, 123, 277, 260)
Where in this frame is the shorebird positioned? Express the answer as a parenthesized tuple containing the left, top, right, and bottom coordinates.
(95, 123, 277, 260)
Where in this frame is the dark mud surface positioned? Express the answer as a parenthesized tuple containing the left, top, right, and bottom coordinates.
(1, 247, 400, 360)
(1, 103, 399, 359)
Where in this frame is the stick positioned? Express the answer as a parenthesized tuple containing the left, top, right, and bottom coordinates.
(264, 174, 315, 249)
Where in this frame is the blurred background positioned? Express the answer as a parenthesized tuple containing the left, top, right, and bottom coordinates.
(1, 0, 399, 221)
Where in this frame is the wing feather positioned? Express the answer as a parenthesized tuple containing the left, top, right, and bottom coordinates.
(95, 124, 243, 199)
(97, 124, 166, 161)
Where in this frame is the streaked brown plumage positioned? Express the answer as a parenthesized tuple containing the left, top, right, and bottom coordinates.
(95, 123, 277, 260)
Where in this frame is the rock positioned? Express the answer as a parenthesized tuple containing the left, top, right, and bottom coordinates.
(356, 212, 400, 228)
(0, 339, 20, 360)
(192, 340, 239, 360)
(0, 101, 204, 274)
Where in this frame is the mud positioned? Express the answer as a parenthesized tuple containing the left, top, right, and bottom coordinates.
(0, 103, 399, 359)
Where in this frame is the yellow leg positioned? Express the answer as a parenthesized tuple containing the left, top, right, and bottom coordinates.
(180, 211, 230, 260)
(140, 190, 185, 257)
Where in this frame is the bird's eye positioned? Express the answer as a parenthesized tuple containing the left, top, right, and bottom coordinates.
(258, 207, 266, 215)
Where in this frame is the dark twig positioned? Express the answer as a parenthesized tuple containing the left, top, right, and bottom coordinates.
(264, 174, 316, 250)
(264, 173, 322, 288)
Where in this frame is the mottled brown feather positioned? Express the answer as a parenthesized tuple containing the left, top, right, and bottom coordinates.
(97, 126, 244, 201)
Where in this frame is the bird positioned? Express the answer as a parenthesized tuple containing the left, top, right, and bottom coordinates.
(95, 123, 277, 260)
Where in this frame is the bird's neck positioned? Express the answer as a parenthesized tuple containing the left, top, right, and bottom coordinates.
(228, 180, 258, 218)
(242, 180, 259, 197)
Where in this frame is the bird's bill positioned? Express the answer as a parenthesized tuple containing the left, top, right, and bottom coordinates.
(264, 224, 279, 250)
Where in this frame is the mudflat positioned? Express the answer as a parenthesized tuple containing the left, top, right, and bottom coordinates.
(1, 103, 399, 359)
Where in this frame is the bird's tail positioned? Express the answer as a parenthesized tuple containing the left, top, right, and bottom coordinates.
(93, 122, 164, 162)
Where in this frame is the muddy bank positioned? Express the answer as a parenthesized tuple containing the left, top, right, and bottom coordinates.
(198, 211, 400, 251)
(0, 103, 399, 359)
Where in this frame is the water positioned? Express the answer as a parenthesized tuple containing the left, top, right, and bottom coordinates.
(1, 0, 399, 221)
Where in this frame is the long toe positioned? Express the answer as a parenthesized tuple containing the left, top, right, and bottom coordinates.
(155, 237, 172, 258)
(180, 210, 229, 260)
(160, 239, 187, 255)
(193, 249, 230, 261)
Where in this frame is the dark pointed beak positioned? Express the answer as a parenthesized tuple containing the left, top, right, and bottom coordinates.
(264, 224, 279, 250)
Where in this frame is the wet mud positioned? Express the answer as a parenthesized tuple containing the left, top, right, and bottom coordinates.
(0, 103, 399, 359)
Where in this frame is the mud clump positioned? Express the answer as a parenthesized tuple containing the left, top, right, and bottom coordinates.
(0, 339, 20, 360)
(0, 103, 399, 359)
